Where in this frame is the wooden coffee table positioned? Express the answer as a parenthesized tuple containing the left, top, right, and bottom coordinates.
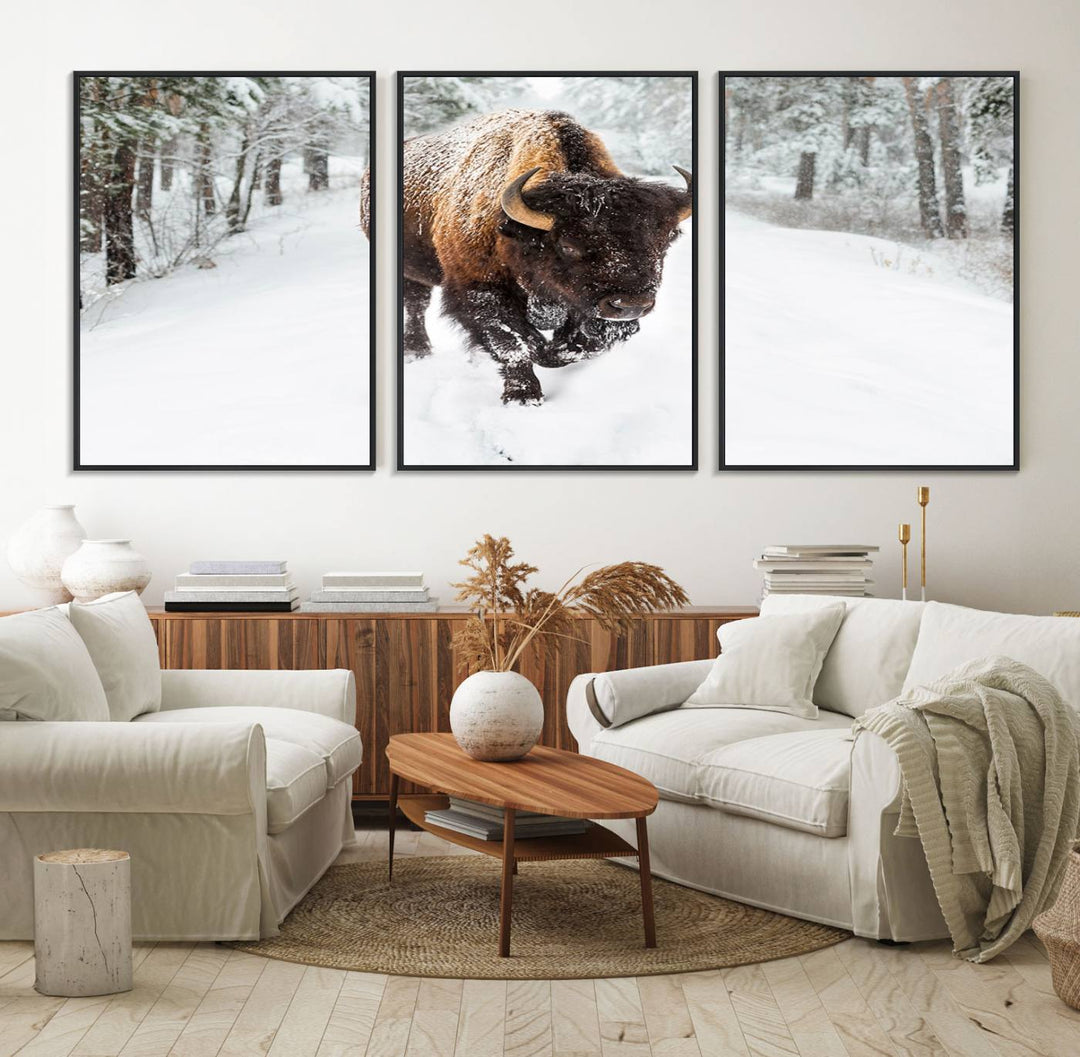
(386, 733, 659, 957)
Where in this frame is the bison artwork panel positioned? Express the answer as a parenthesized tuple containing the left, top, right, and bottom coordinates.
(394, 73, 697, 470)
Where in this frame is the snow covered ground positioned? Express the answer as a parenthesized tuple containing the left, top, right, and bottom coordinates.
(401, 222, 694, 467)
(79, 160, 371, 467)
(724, 210, 1014, 466)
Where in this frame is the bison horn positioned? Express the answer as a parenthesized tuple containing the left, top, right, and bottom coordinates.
(501, 167, 555, 231)
(673, 165, 693, 222)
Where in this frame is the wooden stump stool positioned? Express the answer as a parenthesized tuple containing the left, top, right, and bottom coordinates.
(34, 849, 132, 997)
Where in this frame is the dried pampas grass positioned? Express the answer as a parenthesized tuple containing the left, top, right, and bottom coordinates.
(453, 534, 688, 673)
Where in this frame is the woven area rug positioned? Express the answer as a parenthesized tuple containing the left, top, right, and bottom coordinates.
(232, 856, 849, 979)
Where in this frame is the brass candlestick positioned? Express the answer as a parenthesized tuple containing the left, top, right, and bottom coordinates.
(917, 486, 930, 602)
(899, 523, 911, 601)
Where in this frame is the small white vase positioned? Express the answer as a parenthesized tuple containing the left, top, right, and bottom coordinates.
(450, 671, 544, 762)
(6, 505, 87, 605)
(61, 540, 152, 603)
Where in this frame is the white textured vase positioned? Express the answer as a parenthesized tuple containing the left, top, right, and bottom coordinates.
(450, 671, 544, 762)
(6, 505, 87, 605)
(61, 540, 152, 603)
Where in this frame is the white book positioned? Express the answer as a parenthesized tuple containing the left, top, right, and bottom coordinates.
(763, 545, 880, 555)
(754, 560, 872, 571)
(176, 573, 294, 589)
(299, 600, 438, 613)
(322, 571, 425, 588)
(190, 560, 288, 575)
(309, 588, 430, 603)
(166, 588, 299, 602)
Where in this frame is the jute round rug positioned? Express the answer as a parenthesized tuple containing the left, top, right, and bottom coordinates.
(232, 856, 848, 979)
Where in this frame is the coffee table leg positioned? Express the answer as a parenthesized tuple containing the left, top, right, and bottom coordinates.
(388, 772, 399, 884)
(636, 816, 657, 948)
(499, 808, 515, 957)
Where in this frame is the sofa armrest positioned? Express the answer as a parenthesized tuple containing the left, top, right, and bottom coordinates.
(160, 668, 356, 725)
(0, 721, 265, 816)
(567, 659, 714, 748)
(847, 728, 945, 940)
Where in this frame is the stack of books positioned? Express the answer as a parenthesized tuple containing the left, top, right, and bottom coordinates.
(299, 571, 437, 613)
(164, 560, 298, 612)
(753, 545, 878, 598)
(424, 797, 589, 841)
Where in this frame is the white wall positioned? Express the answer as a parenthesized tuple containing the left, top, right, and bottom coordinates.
(2, 0, 1078, 615)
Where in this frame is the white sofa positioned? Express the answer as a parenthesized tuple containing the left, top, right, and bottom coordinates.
(0, 595, 362, 941)
(567, 596, 1080, 941)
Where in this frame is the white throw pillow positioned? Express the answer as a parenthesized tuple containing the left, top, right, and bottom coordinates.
(684, 606, 845, 719)
(0, 607, 110, 721)
(68, 591, 162, 721)
(760, 594, 925, 717)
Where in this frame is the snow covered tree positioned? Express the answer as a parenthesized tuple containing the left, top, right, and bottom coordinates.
(402, 77, 527, 138)
(901, 77, 944, 239)
(934, 78, 967, 239)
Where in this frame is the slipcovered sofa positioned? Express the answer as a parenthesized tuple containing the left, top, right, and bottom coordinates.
(567, 597, 1080, 941)
(0, 593, 361, 941)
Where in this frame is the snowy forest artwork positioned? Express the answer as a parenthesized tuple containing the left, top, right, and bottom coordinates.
(723, 73, 1017, 469)
(398, 73, 696, 469)
(76, 73, 374, 468)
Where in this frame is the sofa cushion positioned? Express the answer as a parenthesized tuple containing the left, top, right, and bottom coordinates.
(698, 729, 853, 837)
(136, 705, 362, 787)
(685, 606, 844, 718)
(265, 739, 328, 833)
(68, 592, 162, 721)
(589, 706, 852, 804)
(0, 608, 110, 721)
(903, 602, 1080, 710)
(760, 594, 925, 717)
(589, 659, 714, 729)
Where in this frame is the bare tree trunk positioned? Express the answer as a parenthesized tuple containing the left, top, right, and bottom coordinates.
(902, 77, 944, 240)
(159, 137, 177, 190)
(935, 79, 967, 239)
(104, 142, 137, 284)
(265, 155, 283, 206)
(195, 123, 215, 217)
(225, 128, 250, 233)
(856, 126, 871, 166)
(241, 151, 262, 227)
(80, 142, 105, 253)
(306, 144, 329, 191)
(1001, 164, 1015, 235)
(794, 151, 816, 200)
(135, 146, 154, 218)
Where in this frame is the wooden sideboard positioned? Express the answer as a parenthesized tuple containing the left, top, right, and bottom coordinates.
(142, 607, 755, 799)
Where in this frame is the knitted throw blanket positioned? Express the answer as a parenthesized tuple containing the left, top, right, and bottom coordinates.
(855, 656, 1080, 962)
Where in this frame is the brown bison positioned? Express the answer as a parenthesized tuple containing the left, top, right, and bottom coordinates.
(378, 108, 692, 405)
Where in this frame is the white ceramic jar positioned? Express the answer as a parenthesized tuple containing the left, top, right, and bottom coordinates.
(449, 670, 544, 761)
(6, 505, 87, 604)
(61, 540, 152, 603)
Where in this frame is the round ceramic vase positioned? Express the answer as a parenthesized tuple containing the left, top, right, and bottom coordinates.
(6, 505, 88, 604)
(449, 670, 544, 762)
(61, 540, 152, 603)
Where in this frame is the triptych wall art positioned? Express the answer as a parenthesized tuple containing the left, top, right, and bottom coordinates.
(74, 70, 1018, 473)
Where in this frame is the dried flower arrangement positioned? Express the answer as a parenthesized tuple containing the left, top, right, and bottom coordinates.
(453, 534, 689, 674)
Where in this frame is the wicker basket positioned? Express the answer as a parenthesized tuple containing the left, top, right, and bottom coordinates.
(1034, 849, 1080, 1009)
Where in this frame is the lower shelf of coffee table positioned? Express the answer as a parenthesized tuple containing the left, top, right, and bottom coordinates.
(398, 794, 638, 861)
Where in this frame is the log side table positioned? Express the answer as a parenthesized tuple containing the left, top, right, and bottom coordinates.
(386, 733, 659, 958)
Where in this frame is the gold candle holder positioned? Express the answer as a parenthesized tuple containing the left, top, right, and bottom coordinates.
(917, 486, 930, 602)
(898, 523, 911, 601)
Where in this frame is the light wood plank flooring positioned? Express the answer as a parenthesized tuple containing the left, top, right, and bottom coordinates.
(2, 825, 1078, 1057)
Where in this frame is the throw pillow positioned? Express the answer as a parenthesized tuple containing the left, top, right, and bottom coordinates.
(0, 607, 110, 721)
(68, 591, 162, 721)
(684, 605, 845, 718)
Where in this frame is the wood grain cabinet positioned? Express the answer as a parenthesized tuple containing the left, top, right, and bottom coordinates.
(148, 607, 757, 800)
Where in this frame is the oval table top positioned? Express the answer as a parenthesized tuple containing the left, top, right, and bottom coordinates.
(386, 733, 658, 819)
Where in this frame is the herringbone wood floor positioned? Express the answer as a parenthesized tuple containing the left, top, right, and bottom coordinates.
(2, 825, 1078, 1057)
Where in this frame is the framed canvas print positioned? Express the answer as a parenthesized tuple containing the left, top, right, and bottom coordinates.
(75, 72, 376, 470)
(721, 72, 1018, 470)
(397, 71, 697, 470)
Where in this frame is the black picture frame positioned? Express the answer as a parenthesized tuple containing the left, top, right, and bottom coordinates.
(719, 70, 1020, 472)
(396, 70, 698, 472)
(73, 70, 377, 472)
